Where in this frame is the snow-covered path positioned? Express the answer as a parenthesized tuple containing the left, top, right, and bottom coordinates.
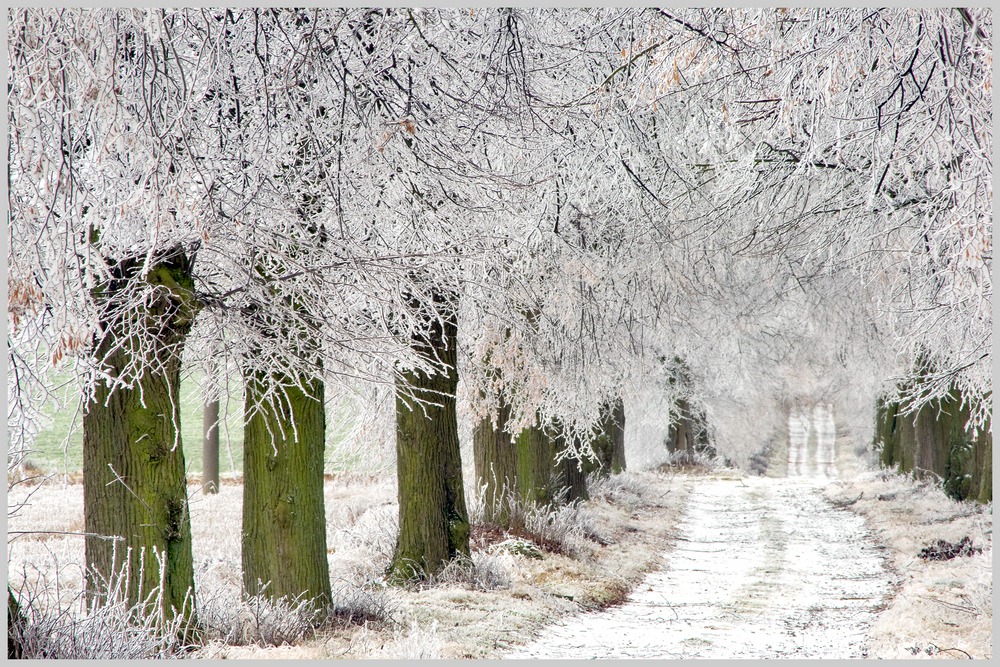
(507, 475, 892, 659)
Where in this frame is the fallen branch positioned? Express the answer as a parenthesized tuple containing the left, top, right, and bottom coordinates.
(931, 644, 972, 659)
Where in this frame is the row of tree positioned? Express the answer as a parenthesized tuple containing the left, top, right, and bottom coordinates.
(8, 7, 991, 631)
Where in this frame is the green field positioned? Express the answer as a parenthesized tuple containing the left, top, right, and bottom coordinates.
(25, 372, 359, 477)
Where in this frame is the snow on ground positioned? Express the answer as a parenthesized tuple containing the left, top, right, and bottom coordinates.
(506, 475, 891, 659)
(505, 405, 991, 660)
(824, 471, 992, 660)
(6, 469, 694, 659)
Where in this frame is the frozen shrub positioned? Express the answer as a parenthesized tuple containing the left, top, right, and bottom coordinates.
(196, 578, 394, 647)
(424, 551, 513, 591)
(587, 471, 647, 507)
(470, 482, 606, 555)
(918, 536, 983, 561)
(9, 557, 193, 659)
(381, 620, 441, 659)
(491, 538, 543, 560)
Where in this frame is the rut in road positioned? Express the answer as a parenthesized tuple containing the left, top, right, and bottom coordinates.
(508, 406, 891, 659)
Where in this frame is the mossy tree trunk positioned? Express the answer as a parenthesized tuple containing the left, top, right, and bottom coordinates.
(473, 399, 518, 527)
(875, 388, 992, 504)
(241, 370, 331, 606)
(515, 416, 555, 507)
(874, 399, 901, 468)
(8, 587, 24, 659)
(667, 397, 693, 458)
(974, 432, 992, 504)
(553, 427, 589, 503)
(609, 397, 626, 474)
(914, 403, 953, 478)
(389, 289, 470, 581)
(585, 398, 627, 477)
(82, 247, 198, 626)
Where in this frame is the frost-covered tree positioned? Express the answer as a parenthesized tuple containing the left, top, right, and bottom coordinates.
(8, 9, 223, 622)
(631, 8, 991, 429)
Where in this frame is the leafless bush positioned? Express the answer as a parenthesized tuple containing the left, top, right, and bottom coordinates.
(329, 505, 398, 581)
(380, 620, 441, 659)
(8, 557, 193, 659)
(423, 551, 512, 591)
(469, 483, 603, 556)
(662, 448, 724, 470)
(195, 578, 394, 647)
(327, 579, 396, 627)
(587, 472, 647, 507)
(195, 585, 320, 647)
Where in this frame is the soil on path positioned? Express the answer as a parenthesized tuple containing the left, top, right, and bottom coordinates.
(506, 475, 892, 659)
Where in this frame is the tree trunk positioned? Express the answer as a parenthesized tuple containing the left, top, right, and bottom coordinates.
(82, 248, 198, 627)
(587, 398, 627, 477)
(876, 389, 993, 504)
(389, 290, 470, 581)
(241, 372, 331, 606)
(515, 417, 555, 507)
(553, 428, 588, 503)
(914, 402, 951, 479)
(609, 397, 626, 474)
(975, 432, 992, 504)
(667, 397, 693, 459)
(874, 399, 900, 468)
(8, 587, 24, 659)
(473, 400, 518, 527)
(202, 397, 220, 494)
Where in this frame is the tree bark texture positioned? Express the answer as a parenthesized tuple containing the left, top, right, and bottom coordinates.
(514, 417, 555, 507)
(585, 398, 627, 477)
(553, 428, 589, 503)
(242, 372, 331, 606)
(82, 248, 198, 625)
(473, 400, 518, 527)
(8, 587, 24, 659)
(390, 290, 470, 581)
(874, 390, 991, 503)
(974, 433, 992, 504)
(202, 397, 220, 494)
(609, 397, 627, 473)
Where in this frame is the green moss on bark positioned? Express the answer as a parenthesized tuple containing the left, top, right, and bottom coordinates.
(82, 247, 198, 627)
(242, 371, 331, 607)
(514, 417, 555, 507)
(473, 400, 518, 527)
(874, 387, 991, 504)
(389, 290, 470, 582)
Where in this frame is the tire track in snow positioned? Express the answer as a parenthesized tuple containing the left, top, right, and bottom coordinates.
(507, 477, 891, 659)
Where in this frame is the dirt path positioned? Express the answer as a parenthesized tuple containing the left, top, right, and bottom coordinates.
(507, 404, 894, 660)
(507, 475, 891, 658)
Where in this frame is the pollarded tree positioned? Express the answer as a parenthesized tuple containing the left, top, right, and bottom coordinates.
(8, 6, 421, 615)
(6, 9, 228, 623)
